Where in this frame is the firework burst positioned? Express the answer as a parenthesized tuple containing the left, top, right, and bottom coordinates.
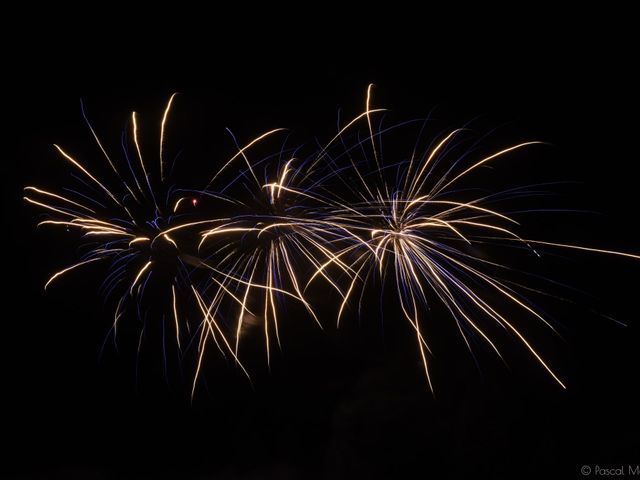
(23, 95, 224, 366)
(193, 115, 379, 379)
(308, 85, 640, 392)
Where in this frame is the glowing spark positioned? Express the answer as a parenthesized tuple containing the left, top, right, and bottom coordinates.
(163, 234, 178, 249)
(52, 144, 123, 208)
(171, 284, 181, 350)
(206, 128, 286, 188)
(130, 260, 152, 294)
(516, 240, 640, 260)
(173, 197, 185, 212)
(160, 93, 177, 181)
(435, 141, 545, 194)
(129, 237, 150, 246)
(44, 257, 104, 290)
(132, 112, 157, 208)
(24, 187, 96, 213)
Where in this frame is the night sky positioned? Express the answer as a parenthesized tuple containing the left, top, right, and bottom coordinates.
(4, 19, 640, 479)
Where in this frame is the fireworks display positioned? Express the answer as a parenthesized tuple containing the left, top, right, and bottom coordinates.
(25, 87, 640, 395)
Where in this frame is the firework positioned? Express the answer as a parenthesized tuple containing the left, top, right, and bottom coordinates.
(23, 95, 247, 382)
(25, 88, 640, 394)
(194, 112, 379, 376)
(307, 85, 640, 392)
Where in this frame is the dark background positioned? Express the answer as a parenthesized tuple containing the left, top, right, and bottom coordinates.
(4, 16, 639, 479)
